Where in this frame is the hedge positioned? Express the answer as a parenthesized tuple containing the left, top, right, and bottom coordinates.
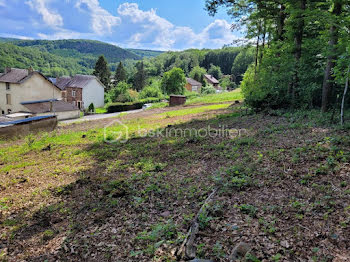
(106, 98, 164, 113)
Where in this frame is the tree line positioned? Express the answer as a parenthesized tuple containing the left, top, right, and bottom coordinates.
(205, 0, 350, 113)
(92, 45, 255, 104)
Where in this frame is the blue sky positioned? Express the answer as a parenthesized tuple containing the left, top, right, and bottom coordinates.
(0, 0, 242, 50)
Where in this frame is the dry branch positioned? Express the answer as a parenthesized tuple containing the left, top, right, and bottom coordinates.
(176, 188, 218, 260)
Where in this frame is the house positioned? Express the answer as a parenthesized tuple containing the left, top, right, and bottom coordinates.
(21, 99, 80, 120)
(53, 75, 105, 110)
(185, 78, 202, 93)
(204, 74, 221, 90)
(0, 68, 80, 120)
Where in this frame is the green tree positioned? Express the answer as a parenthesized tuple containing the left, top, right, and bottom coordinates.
(321, 0, 345, 112)
(208, 64, 223, 80)
(139, 81, 163, 99)
(231, 47, 255, 83)
(134, 61, 147, 91)
(189, 66, 207, 86)
(206, 0, 350, 111)
(114, 62, 127, 85)
(106, 81, 130, 103)
(93, 55, 111, 90)
(161, 68, 186, 95)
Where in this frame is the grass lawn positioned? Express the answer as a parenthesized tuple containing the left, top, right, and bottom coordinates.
(158, 104, 230, 118)
(1, 105, 350, 261)
(186, 88, 243, 105)
(95, 107, 107, 114)
(147, 89, 243, 110)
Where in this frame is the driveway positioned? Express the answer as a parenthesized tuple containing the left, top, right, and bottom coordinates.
(60, 109, 143, 124)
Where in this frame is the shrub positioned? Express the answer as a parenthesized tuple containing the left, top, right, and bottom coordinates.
(106, 81, 131, 103)
(106, 102, 144, 113)
(88, 103, 95, 112)
(113, 89, 138, 103)
(127, 89, 139, 101)
(139, 97, 163, 104)
(184, 90, 200, 99)
(201, 84, 216, 95)
(139, 85, 163, 99)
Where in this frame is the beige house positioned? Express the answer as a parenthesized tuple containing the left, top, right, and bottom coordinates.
(0, 68, 79, 120)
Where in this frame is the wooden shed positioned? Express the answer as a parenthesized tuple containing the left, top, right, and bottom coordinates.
(169, 95, 186, 106)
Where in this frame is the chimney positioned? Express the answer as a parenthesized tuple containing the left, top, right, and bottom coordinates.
(5, 67, 11, 74)
(28, 66, 34, 74)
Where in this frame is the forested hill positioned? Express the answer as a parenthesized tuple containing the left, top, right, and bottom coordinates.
(0, 38, 170, 77)
(0, 42, 92, 76)
(127, 49, 164, 58)
(10, 39, 140, 63)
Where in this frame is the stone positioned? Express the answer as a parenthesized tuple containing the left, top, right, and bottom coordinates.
(229, 242, 252, 261)
(280, 240, 290, 248)
(160, 211, 171, 217)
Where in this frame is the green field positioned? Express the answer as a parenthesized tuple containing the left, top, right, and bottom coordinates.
(186, 89, 243, 105)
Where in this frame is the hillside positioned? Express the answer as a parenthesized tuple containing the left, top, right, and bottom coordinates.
(0, 42, 91, 76)
(13, 39, 140, 63)
(0, 38, 167, 76)
(127, 48, 164, 58)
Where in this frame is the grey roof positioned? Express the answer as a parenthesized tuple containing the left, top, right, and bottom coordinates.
(54, 75, 104, 90)
(22, 100, 79, 113)
(186, 78, 202, 86)
(21, 99, 59, 105)
(0, 68, 62, 92)
(0, 68, 29, 83)
(55, 77, 72, 90)
(0, 115, 55, 126)
(204, 74, 219, 84)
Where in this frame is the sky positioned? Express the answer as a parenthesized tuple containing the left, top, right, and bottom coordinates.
(0, 0, 243, 50)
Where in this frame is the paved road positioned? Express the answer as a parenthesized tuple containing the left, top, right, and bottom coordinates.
(60, 109, 143, 124)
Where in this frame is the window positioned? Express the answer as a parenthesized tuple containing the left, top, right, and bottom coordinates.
(7, 109, 11, 114)
(6, 83, 10, 90)
(72, 90, 76, 97)
(192, 86, 198, 92)
(1, 110, 4, 115)
(6, 94, 11, 105)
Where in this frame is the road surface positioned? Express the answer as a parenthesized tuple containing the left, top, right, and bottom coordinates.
(60, 109, 143, 124)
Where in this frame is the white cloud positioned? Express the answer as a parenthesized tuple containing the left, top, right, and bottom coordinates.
(115, 3, 237, 50)
(26, 0, 64, 28)
(0, 0, 5, 7)
(0, 33, 34, 40)
(75, 0, 121, 35)
(38, 29, 87, 40)
(2, 1, 239, 50)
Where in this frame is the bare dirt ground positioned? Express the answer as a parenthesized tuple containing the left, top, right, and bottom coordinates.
(1, 106, 350, 261)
